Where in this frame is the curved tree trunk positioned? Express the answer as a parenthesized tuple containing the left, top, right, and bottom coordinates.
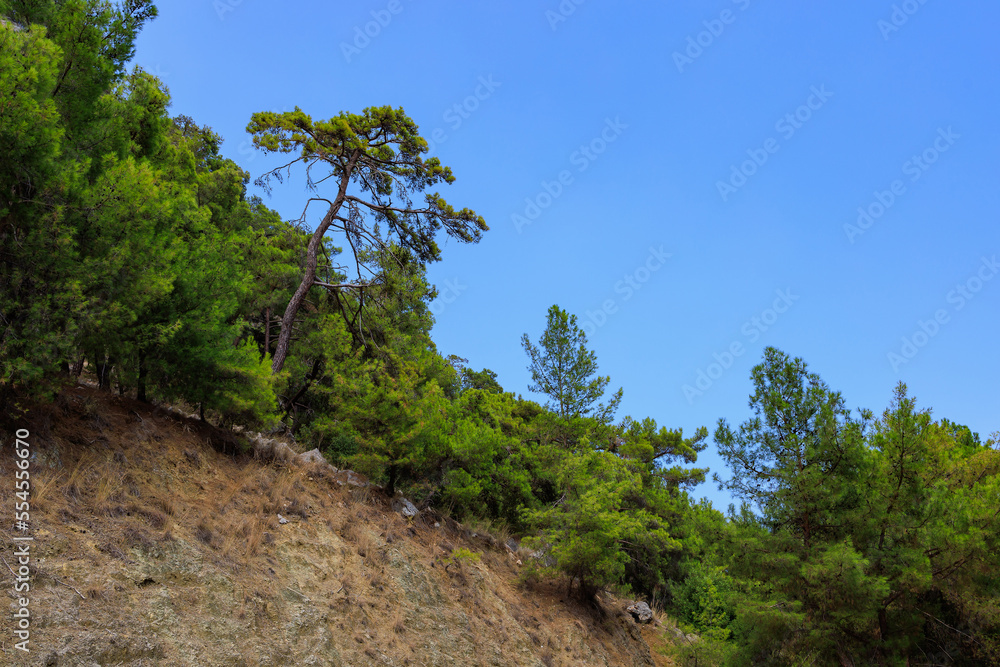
(269, 216, 329, 374)
(270, 154, 356, 375)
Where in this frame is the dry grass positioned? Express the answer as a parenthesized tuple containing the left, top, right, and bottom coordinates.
(391, 606, 407, 634)
(338, 572, 355, 598)
(0, 385, 662, 667)
(340, 518, 360, 543)
(462, 515, 514, 550)
(153, 495, 177, 517)
(29, 468, 62, 511)
(216, 467, 251, 509)
(220, 514, 268, 563)
(95, 463, 125, 506)
(346, 483, 372, 507)
(63, 450, 98, 502)
(195, 517, 215, 546)
(357, 528, 386, 568)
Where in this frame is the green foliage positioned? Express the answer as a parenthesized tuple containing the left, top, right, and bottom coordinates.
(439, 389, 559, 528)
(852, 385, 1000, 664)
(0, 2, 279, 424)
(459, 366, 504, 394)
(524, 449, 680, 599)
(707, 352, 1000, 665)
(521, 305, 622, 424)
(448, 547, 481, 569)
(669, 560, 736, 640)
(0, 14, 83, 392)
(714, 346, 867, 548)
(346, 349, 452, 498)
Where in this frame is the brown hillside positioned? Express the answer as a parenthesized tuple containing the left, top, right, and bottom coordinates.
(1, 384, 682, 666)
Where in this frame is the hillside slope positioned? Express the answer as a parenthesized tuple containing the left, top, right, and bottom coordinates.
(1, 385, 681, 666)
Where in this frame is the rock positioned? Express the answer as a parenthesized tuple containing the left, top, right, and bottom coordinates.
(296, 448, 327, 466)
(665, 624, 699, 643)
(528, 548, 556, 568)
(278, 514, 289, 525)
(332, 469, 369, 488)
(626, 601, 653, 624)
(252, 437, 298, 464)
(392, 497, 418, 518)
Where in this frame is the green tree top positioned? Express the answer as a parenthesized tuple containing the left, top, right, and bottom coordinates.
(714, 346, 866, 548)
(520, 305, 622, 423)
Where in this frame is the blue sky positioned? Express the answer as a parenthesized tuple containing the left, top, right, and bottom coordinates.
(134, 0, 999, 510)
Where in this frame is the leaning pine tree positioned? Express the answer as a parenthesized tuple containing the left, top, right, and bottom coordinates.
(246, 106, 488, 373)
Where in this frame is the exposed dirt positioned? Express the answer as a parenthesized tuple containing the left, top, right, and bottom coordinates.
(0, 384, 679, 666)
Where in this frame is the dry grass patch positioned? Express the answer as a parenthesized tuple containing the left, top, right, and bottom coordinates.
(220, 514, 269, 563)
(125, 504, 168, 530)
(215, 470, 248, 509)
(152, 495, 177, 517)
(95, 465, 126, 506)
(357, 529, 388, 567)
(391, 606, 407, 634)
(195, 517, 215, 546)
(63, 450, 98, 502)
(29, 469, 62, 512)
(346, 483, 372, 508)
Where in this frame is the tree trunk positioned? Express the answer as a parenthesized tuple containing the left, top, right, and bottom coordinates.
(386, 463, 398, 498)
(97, 355, 114, 391)
(136, 353, 148, 403)
(836, 645, 855, 667)
(271, 153, 357, 375)
(264, 306, 271, 359)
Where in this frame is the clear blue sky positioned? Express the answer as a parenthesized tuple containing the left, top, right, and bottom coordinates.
(133, 0, 999, 511)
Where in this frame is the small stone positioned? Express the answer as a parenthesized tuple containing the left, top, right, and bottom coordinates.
(392, 497, 418, 518)
(278, 514, 289, 525)
(627, 601, 653, 624)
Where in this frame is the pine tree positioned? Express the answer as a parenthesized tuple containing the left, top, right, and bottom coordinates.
(520, 305, 622, 423)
